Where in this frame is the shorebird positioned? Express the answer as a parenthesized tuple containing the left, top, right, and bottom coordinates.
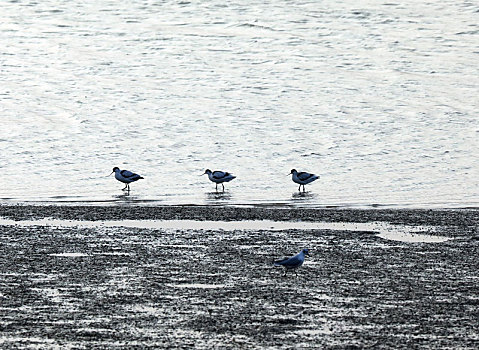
(274, 249, 309, 273)
(109, 167, 144, 191)
(289, 169, 319, 192)
(203, 169, 236, 192)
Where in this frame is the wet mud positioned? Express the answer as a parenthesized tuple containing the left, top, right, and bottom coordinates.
(0, 206, 478, 349)
(0, 205, 478, 228)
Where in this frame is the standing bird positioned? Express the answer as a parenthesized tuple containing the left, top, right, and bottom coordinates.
(289, 169, 319, 192)
(109, 167, 144, 191)
(274, 249, 309, 273)
(203, 169, 236, 192)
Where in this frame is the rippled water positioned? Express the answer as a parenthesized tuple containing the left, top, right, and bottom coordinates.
(1, 0, 478, 208)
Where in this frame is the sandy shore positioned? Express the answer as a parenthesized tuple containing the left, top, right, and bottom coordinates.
(0, 205, 478, 349)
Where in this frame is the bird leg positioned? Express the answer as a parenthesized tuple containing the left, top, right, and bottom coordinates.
(298, 184, 301, 192)
(222, 183, 225, 192)
(215, 183, 218, 192)
(302, 185, 306, 192)
(122, 184, 128, 191)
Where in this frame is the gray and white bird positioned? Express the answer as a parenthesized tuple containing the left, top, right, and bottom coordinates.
(109, 167, 144, 191)
(203, 169, 236, 192)
(289, 169, 319, 192)
(274, 249, 309, 272)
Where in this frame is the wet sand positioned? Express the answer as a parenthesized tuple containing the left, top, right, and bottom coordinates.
(0, 205, 478, 349)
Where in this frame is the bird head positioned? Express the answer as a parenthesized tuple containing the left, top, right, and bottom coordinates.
(302, 248, 309, 255)
(109, 167, 120, 176)
(203, 169, 212, 175)
(288, 169, 297, 175)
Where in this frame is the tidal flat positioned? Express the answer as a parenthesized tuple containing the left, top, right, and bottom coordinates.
(0, 205, 478, 349)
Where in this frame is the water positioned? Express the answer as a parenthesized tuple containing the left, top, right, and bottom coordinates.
(0, 217, 450, 243)
(1, 0, 478, 208)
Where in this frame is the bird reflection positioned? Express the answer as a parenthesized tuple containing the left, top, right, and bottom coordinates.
(113, 193, 138, 202)
(206, 191, 233, 202)
(291, 191, 317, 200)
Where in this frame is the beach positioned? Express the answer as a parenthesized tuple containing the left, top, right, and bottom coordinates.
(2, 0, 478, 348)
(0, 205, 478, 349)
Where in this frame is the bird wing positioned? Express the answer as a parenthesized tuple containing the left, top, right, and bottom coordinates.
(120, 170, 138, 178)
(297, 172, 314, 181)
(274, 253, 303, 267)
(274, 257, 290, 265)
(212, 171, 228, 179)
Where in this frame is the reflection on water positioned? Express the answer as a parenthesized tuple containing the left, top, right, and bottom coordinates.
(113, 193, 139, 203)
(205, 191, 233, 204)
(291, 192, 317, 201)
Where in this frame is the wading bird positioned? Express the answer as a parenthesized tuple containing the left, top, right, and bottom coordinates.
(274, 249, 309, 274)
(109, 167, 144, 191)
(203, 169, 236, 192)
(289, 169, 319, 192)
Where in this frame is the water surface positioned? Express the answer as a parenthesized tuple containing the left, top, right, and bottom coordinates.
(1, 0, 477, 208)
(0, 217, 449, 243)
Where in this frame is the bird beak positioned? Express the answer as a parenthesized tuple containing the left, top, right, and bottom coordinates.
(108, 171, 114, 176)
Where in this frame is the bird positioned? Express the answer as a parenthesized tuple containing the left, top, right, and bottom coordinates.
(289, 169, 319, 192)
(203, 169, 236, 192)
(274, 249, 309, 273)
(109, 167, 144, 191)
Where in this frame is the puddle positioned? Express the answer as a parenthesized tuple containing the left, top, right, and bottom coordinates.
(130, 305, 160, 314)
(93, 252, 132, 256)
(0, 218, 379, 231)
(0, 336, 57, 346)
(296, 328, 332, 336)
(170, 283, 226, 289)
(49, 252, 89, 257)
(377, 232, 450, 243)
(0, 218, 450, 243)
(31, 288, 63, 303)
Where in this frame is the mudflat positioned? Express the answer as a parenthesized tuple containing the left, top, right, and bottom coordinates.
(0, 205, 478, 349)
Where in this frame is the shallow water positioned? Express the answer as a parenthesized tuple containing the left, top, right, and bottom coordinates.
(1, 0, 478, 208)
(0, 217, 449, 243)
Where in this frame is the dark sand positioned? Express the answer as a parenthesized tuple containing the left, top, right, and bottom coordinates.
(0, 205, 478, 349)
